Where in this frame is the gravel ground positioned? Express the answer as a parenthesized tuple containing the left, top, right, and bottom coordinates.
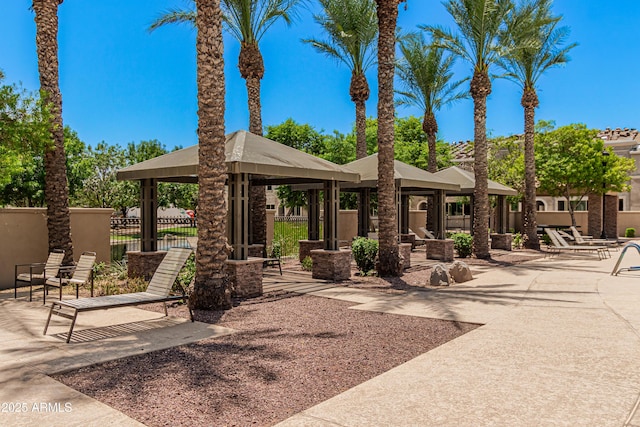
(53, 248, 542, 426)
(54, 293, 478, 427)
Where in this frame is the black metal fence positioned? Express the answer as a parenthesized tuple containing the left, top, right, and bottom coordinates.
(272, 215, 316, 259)
(110, 217, 197, 261)
(111, 215, 316, 261)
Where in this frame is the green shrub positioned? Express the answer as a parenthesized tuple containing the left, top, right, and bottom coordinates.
(175, 253, 196, 293)
(512, 232, 523, 249)
(301, 256, 313, 271)
(626, 228, 636, 238)
(352, 237, 378, 275)
(542, 234, 552, 246)
(452, 233, 473, 258)
(269, 239, 283, 259)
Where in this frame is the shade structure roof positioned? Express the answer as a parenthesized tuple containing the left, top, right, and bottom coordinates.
(338, 154, 460, 192)
(116, 130, 360, 184)
(434, 166, 517, 196)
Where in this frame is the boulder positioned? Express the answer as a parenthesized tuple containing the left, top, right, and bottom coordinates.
(429, 263, 452, 287)
(449, 260, 473, 283)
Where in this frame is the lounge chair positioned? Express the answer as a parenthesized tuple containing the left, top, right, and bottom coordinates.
(570, 226, 619, 247)
(407, 228, 426, 247)
(15, 249, 65, 301)
(544, 229, 608, 260)
(44, 247, 193, 343)
(43, 251, 96, 304)
(418, 227, 436, 240)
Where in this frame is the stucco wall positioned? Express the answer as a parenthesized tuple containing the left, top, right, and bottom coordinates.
(0, 208, 112, 290)
(409, 210, 427, 235)
(338, 210, 358, 243)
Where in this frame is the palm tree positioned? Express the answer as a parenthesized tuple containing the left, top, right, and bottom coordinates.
(496, 0, 575, 250)
(303, 0, 378, 159)
(375, 0, 405, 276)
(32, 0, 74, 265)
(150, 0, 303, 250)
(396, 33, 467, 172)
(190, 0, 232, 310)
(396, 32, 467, 232)
(425, 0, 512, 259)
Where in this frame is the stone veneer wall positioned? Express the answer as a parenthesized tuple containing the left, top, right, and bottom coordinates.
(400, 234, 416, 250)
(310, 249, 352, 281)
(226, 258, 264, 298)
(425, 239, 454, 262)
(399, 243, 412, 269)
(127, 251, 167, 281)
(299, 240, 325, 263)
(248, 244, 265, 258)
(490, 234, 513, 251)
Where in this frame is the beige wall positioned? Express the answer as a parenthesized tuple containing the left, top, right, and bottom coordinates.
(338, 210, 358, 242)
(266, 209, 275, 249)
(409, 210, 427, 235)
(0, 208, 112, 290)
(511, 210, 640, 237)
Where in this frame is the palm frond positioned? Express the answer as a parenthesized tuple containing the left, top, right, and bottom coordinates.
(303, 0, 378, 74)
(395, 31, 467, 116)
(148, 8, 196, 33)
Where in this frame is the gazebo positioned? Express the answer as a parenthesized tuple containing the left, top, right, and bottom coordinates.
(117, 130, 360, 294)
(341, 154, 460, 240)
(434, 166, 518, 249)
(295, 154, 462, 262)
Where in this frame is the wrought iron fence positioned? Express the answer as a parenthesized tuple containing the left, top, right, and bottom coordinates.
(272, 215, 318, 259)
(110, 217, 197, 261)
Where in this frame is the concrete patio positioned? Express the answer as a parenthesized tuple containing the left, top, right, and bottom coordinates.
(2, 245, 640, 426)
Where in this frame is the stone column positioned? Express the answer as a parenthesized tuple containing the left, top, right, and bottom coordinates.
(604, 194, 618, 238)
(587, 192, 602, 238)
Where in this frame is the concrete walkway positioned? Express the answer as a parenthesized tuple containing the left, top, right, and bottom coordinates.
(272, 249, 640, 427)
(0, 292, 235, 426)
(3, 248, 640, 426)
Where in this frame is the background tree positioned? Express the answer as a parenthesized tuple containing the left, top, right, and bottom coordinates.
(191, 0, 232, 310)
(375, 0, 405, 276)
(33, 0, 73, 264)
(535, 124, 634, 227)
(304, 0, 378, 159)
(496, 0, 576, 249)
(426, 0, 512, 258)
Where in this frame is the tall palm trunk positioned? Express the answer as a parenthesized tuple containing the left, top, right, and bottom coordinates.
(470, 70, 491, 259)
(240, 42, 267, 249)
(423, 111, 438, 231)
(33, 0, 73, 265)
(375, 0, 401, 276)
(191, 0, 232, 310)
(351, 71, 370, 159)
(522, 87, 540, 249)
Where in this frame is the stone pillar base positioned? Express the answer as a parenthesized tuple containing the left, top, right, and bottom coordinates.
(226, 258, 264, 298)
(127, 251, 167, 280)
(425, 239, 454, 262)
(248, 244, 265, 258)
(399, 243, 412, 269)
(310, 249, 352, 281)
(299, 240, 324, 263)
(490, 233, 513, 251)
(401, 234, 416, 250)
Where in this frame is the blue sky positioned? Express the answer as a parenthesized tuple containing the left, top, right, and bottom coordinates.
(1, 1, 639, 150)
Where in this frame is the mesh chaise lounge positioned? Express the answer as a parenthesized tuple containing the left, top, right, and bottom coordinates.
(15, 249, 65, 301)
(544, 229, 608, 260)
(43, 247, 193, 343)
(43, 251, 96, 304)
